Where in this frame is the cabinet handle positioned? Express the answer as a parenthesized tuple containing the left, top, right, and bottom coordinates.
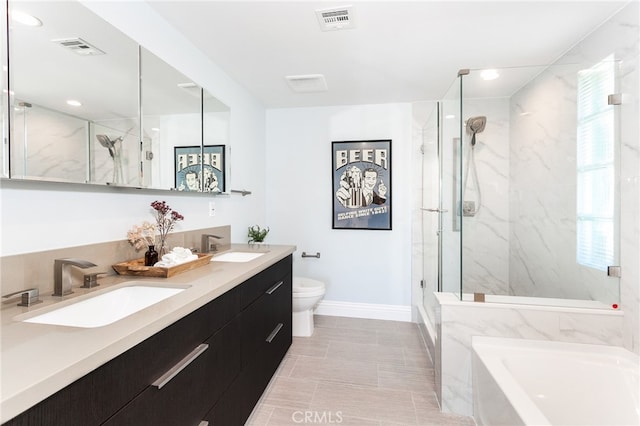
(266, 323, 283, 343)
(266, 280, 284, 295)
(152, 343, 209, 389)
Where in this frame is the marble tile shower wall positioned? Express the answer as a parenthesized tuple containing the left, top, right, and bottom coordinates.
(510, 2, 639, 348)
(0, 226, 230, 298)
(12, 107, 87, 182)
(10, 108, 141, 186)
(509, 63, 617, 305)
(459, 98, 511, 296)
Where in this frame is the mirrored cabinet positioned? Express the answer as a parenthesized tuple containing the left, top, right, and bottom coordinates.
(2, 1, 230, 192)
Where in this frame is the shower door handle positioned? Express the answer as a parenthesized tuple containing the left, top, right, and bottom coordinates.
(422, 208, 448, 213)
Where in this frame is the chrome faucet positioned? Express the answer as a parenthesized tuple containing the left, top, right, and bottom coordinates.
(54, 258, 97, 296)
(201, 234, 223, 253)
(3, 288, 41, 307)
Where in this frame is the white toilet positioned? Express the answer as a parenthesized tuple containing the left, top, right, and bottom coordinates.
(292, 277, 325, 337)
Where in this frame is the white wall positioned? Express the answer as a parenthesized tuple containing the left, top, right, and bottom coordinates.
(0, 2, 266, 255)
(265, 104, 413, 308)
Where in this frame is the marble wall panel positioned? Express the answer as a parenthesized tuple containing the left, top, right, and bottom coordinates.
(460, 99, 511, 296)
(435, 293, 624, 416)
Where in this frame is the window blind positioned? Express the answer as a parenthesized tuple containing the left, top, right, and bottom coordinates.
(576, 55, 615, 271)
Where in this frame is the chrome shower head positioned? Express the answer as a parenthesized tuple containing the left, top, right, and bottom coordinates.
(466, 116, 486, 146)
(466, 116, 487, 135)
(96, 134, 112, 148)
(96, 134, 119, 158)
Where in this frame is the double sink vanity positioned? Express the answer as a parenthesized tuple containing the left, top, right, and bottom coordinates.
(2, 1, 294, 422)
(1, 243, 296, 425)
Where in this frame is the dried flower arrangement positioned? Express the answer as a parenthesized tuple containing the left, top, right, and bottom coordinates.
(126, 201, 184, 257)
(151, 200, 184, 256)
(127, 221, 157, 250)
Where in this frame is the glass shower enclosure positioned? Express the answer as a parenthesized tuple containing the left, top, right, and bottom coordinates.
(423, 61, 621, 312)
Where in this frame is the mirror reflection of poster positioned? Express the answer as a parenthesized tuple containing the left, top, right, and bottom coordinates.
(174, 145, 225, 193)
(332, 140, 392, 230)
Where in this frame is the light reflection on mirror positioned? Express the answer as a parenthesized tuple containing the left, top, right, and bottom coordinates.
(5, 0, 231, 193)
(9, 0, 139, 185)
(141, 47, 202, 191)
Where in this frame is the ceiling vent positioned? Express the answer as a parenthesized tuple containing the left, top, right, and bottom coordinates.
(285, 74, 328, 93)
(316, 6, 355, 31)
(52, 38, 105, 56)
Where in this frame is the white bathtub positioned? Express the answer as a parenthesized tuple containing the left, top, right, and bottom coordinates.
(472, 336, 640, 426)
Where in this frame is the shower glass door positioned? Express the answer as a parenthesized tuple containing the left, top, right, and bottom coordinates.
(439, 77, 463, 298)
(419, 102, 441, 323)
(456, 63, 621, 308)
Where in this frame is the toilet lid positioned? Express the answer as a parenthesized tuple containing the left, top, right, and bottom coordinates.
(293, 277, 325, 292)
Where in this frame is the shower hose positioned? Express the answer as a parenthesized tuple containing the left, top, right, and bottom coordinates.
(462, 136, 481, 216)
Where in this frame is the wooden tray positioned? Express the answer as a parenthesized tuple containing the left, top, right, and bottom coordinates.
(112, 253, 213, 278)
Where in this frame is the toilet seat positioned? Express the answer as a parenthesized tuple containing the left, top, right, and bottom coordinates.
(293, 277, 325, 291)
(293, 277, 325, 297)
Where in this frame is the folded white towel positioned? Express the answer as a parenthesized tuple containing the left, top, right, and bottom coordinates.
(154, 248, 196, 267)
(161, 253, 178, 263)
(172, 247, 192, 259)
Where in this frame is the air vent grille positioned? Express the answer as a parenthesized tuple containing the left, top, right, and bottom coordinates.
(285, 74, 328, 93)
(316, 6, 354, 31)
(52, 38, 105, 56)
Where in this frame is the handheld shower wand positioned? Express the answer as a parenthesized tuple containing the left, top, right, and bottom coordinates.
(96, 135, 125, 184)
(462, 116, 487, 216)
(466, 116, 486, 147)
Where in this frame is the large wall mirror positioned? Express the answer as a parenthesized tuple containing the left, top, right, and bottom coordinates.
(3, 0, 230, 192)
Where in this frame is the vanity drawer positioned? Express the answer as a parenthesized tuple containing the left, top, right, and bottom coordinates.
(206, 265, 292, 426)
(240, 256, 292, 308)
(102, 316, 241, 426)
(241, 273, 292, 366)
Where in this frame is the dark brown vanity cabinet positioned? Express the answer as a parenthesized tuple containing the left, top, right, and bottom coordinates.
(205, 258, 292, 425)
(3, 255, 292, 426)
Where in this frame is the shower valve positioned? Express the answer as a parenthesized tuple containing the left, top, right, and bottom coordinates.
(462, 201, 476, 217)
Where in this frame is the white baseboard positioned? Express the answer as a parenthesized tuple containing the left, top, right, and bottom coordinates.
(417, 303, 436, 347)
(314, 299, 412, 322)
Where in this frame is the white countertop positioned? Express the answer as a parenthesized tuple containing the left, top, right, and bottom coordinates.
(0, 244, 296, 423)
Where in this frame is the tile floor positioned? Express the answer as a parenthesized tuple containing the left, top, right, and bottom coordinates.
(246, 315, 476, 426)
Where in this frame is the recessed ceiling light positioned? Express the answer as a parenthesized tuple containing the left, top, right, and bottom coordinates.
(11, 10, 42, 27)
(66, 100, 82, 107)
(480, 69, 499, 81)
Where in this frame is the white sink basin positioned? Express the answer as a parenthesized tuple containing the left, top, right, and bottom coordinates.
(211, 251, 265, 262)
(23, 285, 186, 328)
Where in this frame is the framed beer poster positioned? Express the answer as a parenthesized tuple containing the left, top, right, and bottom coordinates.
(332, 139, 392, 230)
(174, 145, 225, 193)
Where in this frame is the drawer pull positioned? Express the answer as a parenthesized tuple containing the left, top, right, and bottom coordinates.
(266, 323, 284, 343)
(266, 280, 284, 295)
(152, 343, 209, 389)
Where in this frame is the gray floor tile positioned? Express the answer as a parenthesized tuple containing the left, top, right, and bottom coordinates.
(250, 316, 475, 426)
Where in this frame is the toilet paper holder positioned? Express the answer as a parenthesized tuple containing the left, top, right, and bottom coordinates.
(301, 252, 320, 259)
